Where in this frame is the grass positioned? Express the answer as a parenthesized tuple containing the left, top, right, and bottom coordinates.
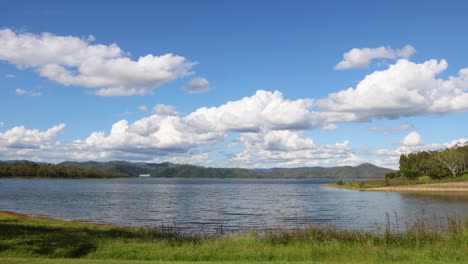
(0, 212, 467, 263)
(329, 174, 468, 190)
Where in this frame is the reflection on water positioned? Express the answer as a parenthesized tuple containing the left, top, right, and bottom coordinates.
(401, 191, 468, 202)
(0, 178, 467, 234)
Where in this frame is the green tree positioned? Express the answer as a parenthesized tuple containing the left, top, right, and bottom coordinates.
(436, 148, 464, 177)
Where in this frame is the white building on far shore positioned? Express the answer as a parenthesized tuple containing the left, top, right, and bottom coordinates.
(139, 174, 150, 178)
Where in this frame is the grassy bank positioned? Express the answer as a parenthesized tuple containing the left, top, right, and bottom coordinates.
(0, 212, 467, 263)
(328, 174, 468, 191)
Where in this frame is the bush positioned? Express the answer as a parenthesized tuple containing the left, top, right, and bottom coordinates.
(385, 172, 398, 179)
(401, 170, 419, 179)
(418, 176, 431, 183)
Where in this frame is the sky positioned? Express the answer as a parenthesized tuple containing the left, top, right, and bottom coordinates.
(1, 0, 468, 168)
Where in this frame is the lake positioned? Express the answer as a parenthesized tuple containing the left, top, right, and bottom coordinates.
(1, 178, 467, 234)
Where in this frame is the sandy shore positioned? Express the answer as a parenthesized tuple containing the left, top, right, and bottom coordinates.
(368, 181, 468, 192)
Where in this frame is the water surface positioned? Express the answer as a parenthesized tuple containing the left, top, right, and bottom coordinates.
(1, 178, 467, 234)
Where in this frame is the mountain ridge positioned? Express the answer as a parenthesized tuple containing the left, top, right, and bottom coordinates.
(56, 160, 392, 179)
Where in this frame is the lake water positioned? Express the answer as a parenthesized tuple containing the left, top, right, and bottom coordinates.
(1, 178, 467, 234)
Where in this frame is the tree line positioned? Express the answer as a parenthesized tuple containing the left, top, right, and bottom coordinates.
(386, 143, 468, 179)
(0, 161, 123, 178)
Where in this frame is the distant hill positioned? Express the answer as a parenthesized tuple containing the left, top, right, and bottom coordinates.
(57, 161, 391, 179)
(262, 163, 392, 178)
(0, 160, 49, 165)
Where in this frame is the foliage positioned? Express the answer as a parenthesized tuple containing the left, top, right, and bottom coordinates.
(387, 143, 468, 180)
(0, 161, 123, 178)
(330, 173, 468, 189)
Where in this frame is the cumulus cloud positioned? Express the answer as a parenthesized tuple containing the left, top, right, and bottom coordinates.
(0, 28, 196, 96)
(0, 90, 324, 163)
(0, 124, 65, 149)
(183, 77, 211, 93)
(15, 88, 42, 96)
(401, 131, 424, 146)
(75, 90, 320, 156)
(334, 45, 415, 70)
(148, 152, 213, 167)
(77, 116, 224, 155)
(230, 130, 353, 167)
(319, 59, 468, 121)
(2, 77, 468, 167)
(185, 90, 320, 132)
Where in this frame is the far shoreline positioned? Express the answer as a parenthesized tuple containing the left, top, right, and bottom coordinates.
(327, 180, 468, 193)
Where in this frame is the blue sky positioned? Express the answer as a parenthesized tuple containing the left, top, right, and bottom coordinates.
(1, 0, 467, 168)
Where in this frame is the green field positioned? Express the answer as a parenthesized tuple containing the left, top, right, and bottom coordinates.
(0, 212, 467, 264)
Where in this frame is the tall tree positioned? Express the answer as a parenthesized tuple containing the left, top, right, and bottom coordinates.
(436, 148, 465, 177)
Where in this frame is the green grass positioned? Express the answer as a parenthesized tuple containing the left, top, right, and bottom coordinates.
(0, 212, 467, 264)
(329, 174, 468, 190)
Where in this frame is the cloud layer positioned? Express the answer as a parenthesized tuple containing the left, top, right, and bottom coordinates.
(2, 42, 468, 168)
(0, 28, 196, 96)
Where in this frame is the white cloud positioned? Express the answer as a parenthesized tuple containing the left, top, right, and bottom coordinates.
(183, 77, 211, 93)
(2, 81, 468, 168)
(78, 116, 224, 155)
(230, 130, 353, 167)
(0, 122, 3, 128)
(15, 88, 42, 96)
(0, 90, 325, 163)
(148, 153, 213, 166)
(63, 91, 329, 163)
(138, 105, 148, 112)
(185, 90, 319, 132)
(4, 73, 15, 78)
(0, 28, 196, 96)
(401, 131, 424, 146)
(397, 45, 416, 59)
(82, 88, 319, 156)
(236, 130, 315, 152)
(334, 45, 415, 70)
(319, 59, 468, 120)
(370, 123, 413, 135)
(152, 104, 177, 116)
(0, 124, 65, 149)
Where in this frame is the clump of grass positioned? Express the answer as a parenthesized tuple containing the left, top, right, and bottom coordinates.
(0, 211, 466, 263)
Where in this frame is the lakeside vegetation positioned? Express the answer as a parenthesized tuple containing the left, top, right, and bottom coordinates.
(0, 212, 467, 264)
(388, 143, 468, 180)
(331, 143, 468, 190)
(0, 161, 123, 178)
